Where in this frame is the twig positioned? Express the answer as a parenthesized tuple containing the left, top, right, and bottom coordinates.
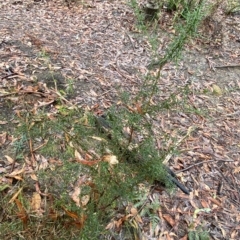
(111, 62, 138, 84)
(1, 90, 49, 98)
(175, 159, 234, 174)
(32, 140, 48, 152)
(215, 64, 240, 69)
(99, 89, 112, 96)
(124, 32, 135, 49)
(127, 126, 134, 145)
(1, 73, 18, 80)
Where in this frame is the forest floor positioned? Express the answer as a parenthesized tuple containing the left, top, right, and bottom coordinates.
(0, 0, 240, 239)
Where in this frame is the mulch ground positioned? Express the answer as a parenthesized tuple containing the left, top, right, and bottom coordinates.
(0, 0, 239, 239)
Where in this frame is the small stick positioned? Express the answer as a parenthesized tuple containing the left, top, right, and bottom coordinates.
(175, 159, 234, 174)
(215, 64, 240, 69)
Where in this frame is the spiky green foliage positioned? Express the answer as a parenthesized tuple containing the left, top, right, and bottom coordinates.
(0, 0, 222, 238)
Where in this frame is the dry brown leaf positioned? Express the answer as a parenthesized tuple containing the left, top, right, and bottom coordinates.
(0, 132, 7, 146)
(9, 187, 23, 203)
(90, 136, 107, 142)
(136, 102, 144, 114)
(130, 207, 143, 224)
(71, 186, 81, 207)
(62, 207, 87, 229)
(15, 198, 28, 226)
(105, 221, 115, 230)
(30, 174, 38, 181)
(75, 150, 83, 160)
(208, 197, 222, 207)
(31, 192, 41, 211)
(130, 207, 138, 215)
(201, 199, 210, 208)
(12, 175, 24, 181)
(48, 208, 58, 220)
(63, 207, 79, 220)
(38, 155, 49, 170)
(7, 167, 25, 177)
(231, 230, 238, 239)
(154, 224, 161, 237)
(220, 226, 227, 237)
(49, 158, 63, 166)
(189, 192, 199, 208)
(166, 232, 173, 240)
(70, 175, 87, 207)
(106, 218, 126, 230)
(117, 217, 127, 229)
(77, 158, 100, 166)
(103, 154, 119, 165)
(163, 214, 175, 227)
(233, 166, 240, 174)
(4, 155, 14, 164)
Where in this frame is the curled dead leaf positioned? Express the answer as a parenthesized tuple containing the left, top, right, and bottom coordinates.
(31, 192, 41, 212)
(103, 155, 119, 165)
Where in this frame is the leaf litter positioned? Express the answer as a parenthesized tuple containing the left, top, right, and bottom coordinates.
(0, 0, 239, 239)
